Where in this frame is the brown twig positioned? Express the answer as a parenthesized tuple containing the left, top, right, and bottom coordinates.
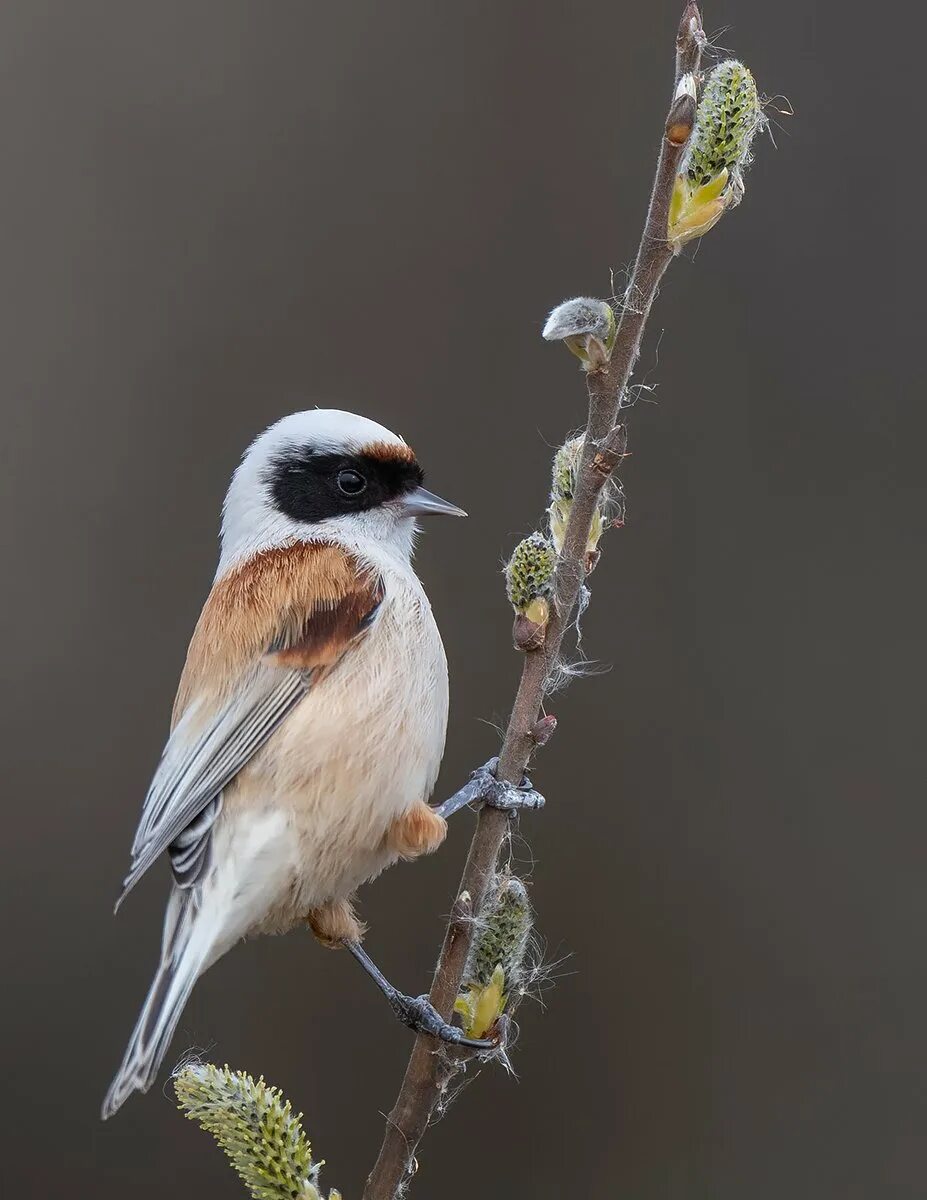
(362, 7, 703, 1198)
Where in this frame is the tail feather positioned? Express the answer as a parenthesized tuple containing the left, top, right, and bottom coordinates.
(102, 891, 209, 1119)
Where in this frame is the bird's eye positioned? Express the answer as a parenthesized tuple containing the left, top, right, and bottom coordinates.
(336, 469, 367, 496)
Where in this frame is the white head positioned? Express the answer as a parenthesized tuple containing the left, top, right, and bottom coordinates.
(218, 409, 465, 575)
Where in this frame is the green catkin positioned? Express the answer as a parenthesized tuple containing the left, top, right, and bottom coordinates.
(668, 59, 763, 249)
(552, 438, 580, 504)
(549, 436, 609, 555)
(467, 875, 534, 989)
(505, 532, 556, 615)
(174, 1064, 340, 1200)
(455, 874, 535, 1039)
(686, 60, 761, 189)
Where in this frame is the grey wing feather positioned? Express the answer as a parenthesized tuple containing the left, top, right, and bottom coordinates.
(167, 792, 223, 890)
(116, 666, 313, 907)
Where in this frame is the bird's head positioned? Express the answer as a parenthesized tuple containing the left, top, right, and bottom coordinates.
(219, 409, 465, 573)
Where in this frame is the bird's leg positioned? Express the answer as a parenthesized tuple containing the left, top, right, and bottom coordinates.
(431, 757, 546, 821)
(343, 940, 498, 1051)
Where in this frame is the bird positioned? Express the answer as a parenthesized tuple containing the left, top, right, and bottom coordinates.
(102, 408, 473, 1119)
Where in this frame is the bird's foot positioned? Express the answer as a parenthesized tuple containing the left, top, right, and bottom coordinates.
(474, 757, 546, 815)
(389, 991, 498, 1050)
(344, 940, 498, 1051)
(432, 757, 545, 821)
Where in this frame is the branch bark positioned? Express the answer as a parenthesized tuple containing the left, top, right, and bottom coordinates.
(362, 8, 704, 1198)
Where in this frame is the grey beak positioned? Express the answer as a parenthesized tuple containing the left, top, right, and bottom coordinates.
(402, 486, 467, 518)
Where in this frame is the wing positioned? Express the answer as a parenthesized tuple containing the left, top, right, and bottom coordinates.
(117, 542, 383, 906)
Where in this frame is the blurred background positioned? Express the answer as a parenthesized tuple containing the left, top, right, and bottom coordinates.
(2, 1, 923, 1196)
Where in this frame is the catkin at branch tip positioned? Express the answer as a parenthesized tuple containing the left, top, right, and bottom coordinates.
(685, 60, 761, 188)
(668, 58, 763, 249)
(174, 1063, 341, 1200)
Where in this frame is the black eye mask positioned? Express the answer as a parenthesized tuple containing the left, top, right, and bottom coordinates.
(266, 448, 425, 525)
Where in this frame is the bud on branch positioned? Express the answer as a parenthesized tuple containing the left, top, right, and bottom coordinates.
(455, 874, 534, 1040)
(506, 532, 556, 649)
(542, 297, 617, 369)
(668, 59, 763, 249)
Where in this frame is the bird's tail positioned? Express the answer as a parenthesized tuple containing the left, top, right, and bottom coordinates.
(102, 889, 211, 1119)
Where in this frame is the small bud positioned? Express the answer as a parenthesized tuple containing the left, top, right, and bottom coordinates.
(676, 3, 706, 76)
(505, 532, 556, 616)
(455, 874, 534, 1039)
(665, 74, 697, 145)
(666, 117, 693, 146)
(452, 889, 473, 924)
(174, 1064, 340, 1200)
(530, 713, 558, 746)
(542, 297, 616, 368)
(513, 609, 547, 651)
(668, 59, 762, 250)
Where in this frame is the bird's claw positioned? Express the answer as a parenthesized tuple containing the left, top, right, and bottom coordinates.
(431, 757, 545, 821)
(389, 991, 498, 1051)
(472, 757, 546, 815)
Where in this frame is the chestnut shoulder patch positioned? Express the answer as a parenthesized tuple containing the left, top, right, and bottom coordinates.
(173, 542, 383, 723)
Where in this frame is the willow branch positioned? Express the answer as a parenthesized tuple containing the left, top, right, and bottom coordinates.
(362, 8, 704, 1198)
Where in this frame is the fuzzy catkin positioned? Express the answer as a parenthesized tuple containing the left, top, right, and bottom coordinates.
(549, 436, 615, 555)
(542, 297, 614, 344)
(685, 60, 760, 188)
(455, 874, 535, 1039)
(505, 532, 556, 614)
(466, 874, 533, 989)
(552, 437, 581, 504)
(174, 1064, 340, 1200)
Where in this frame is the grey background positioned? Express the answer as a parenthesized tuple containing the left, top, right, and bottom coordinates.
(2, 1, 923, 1197)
